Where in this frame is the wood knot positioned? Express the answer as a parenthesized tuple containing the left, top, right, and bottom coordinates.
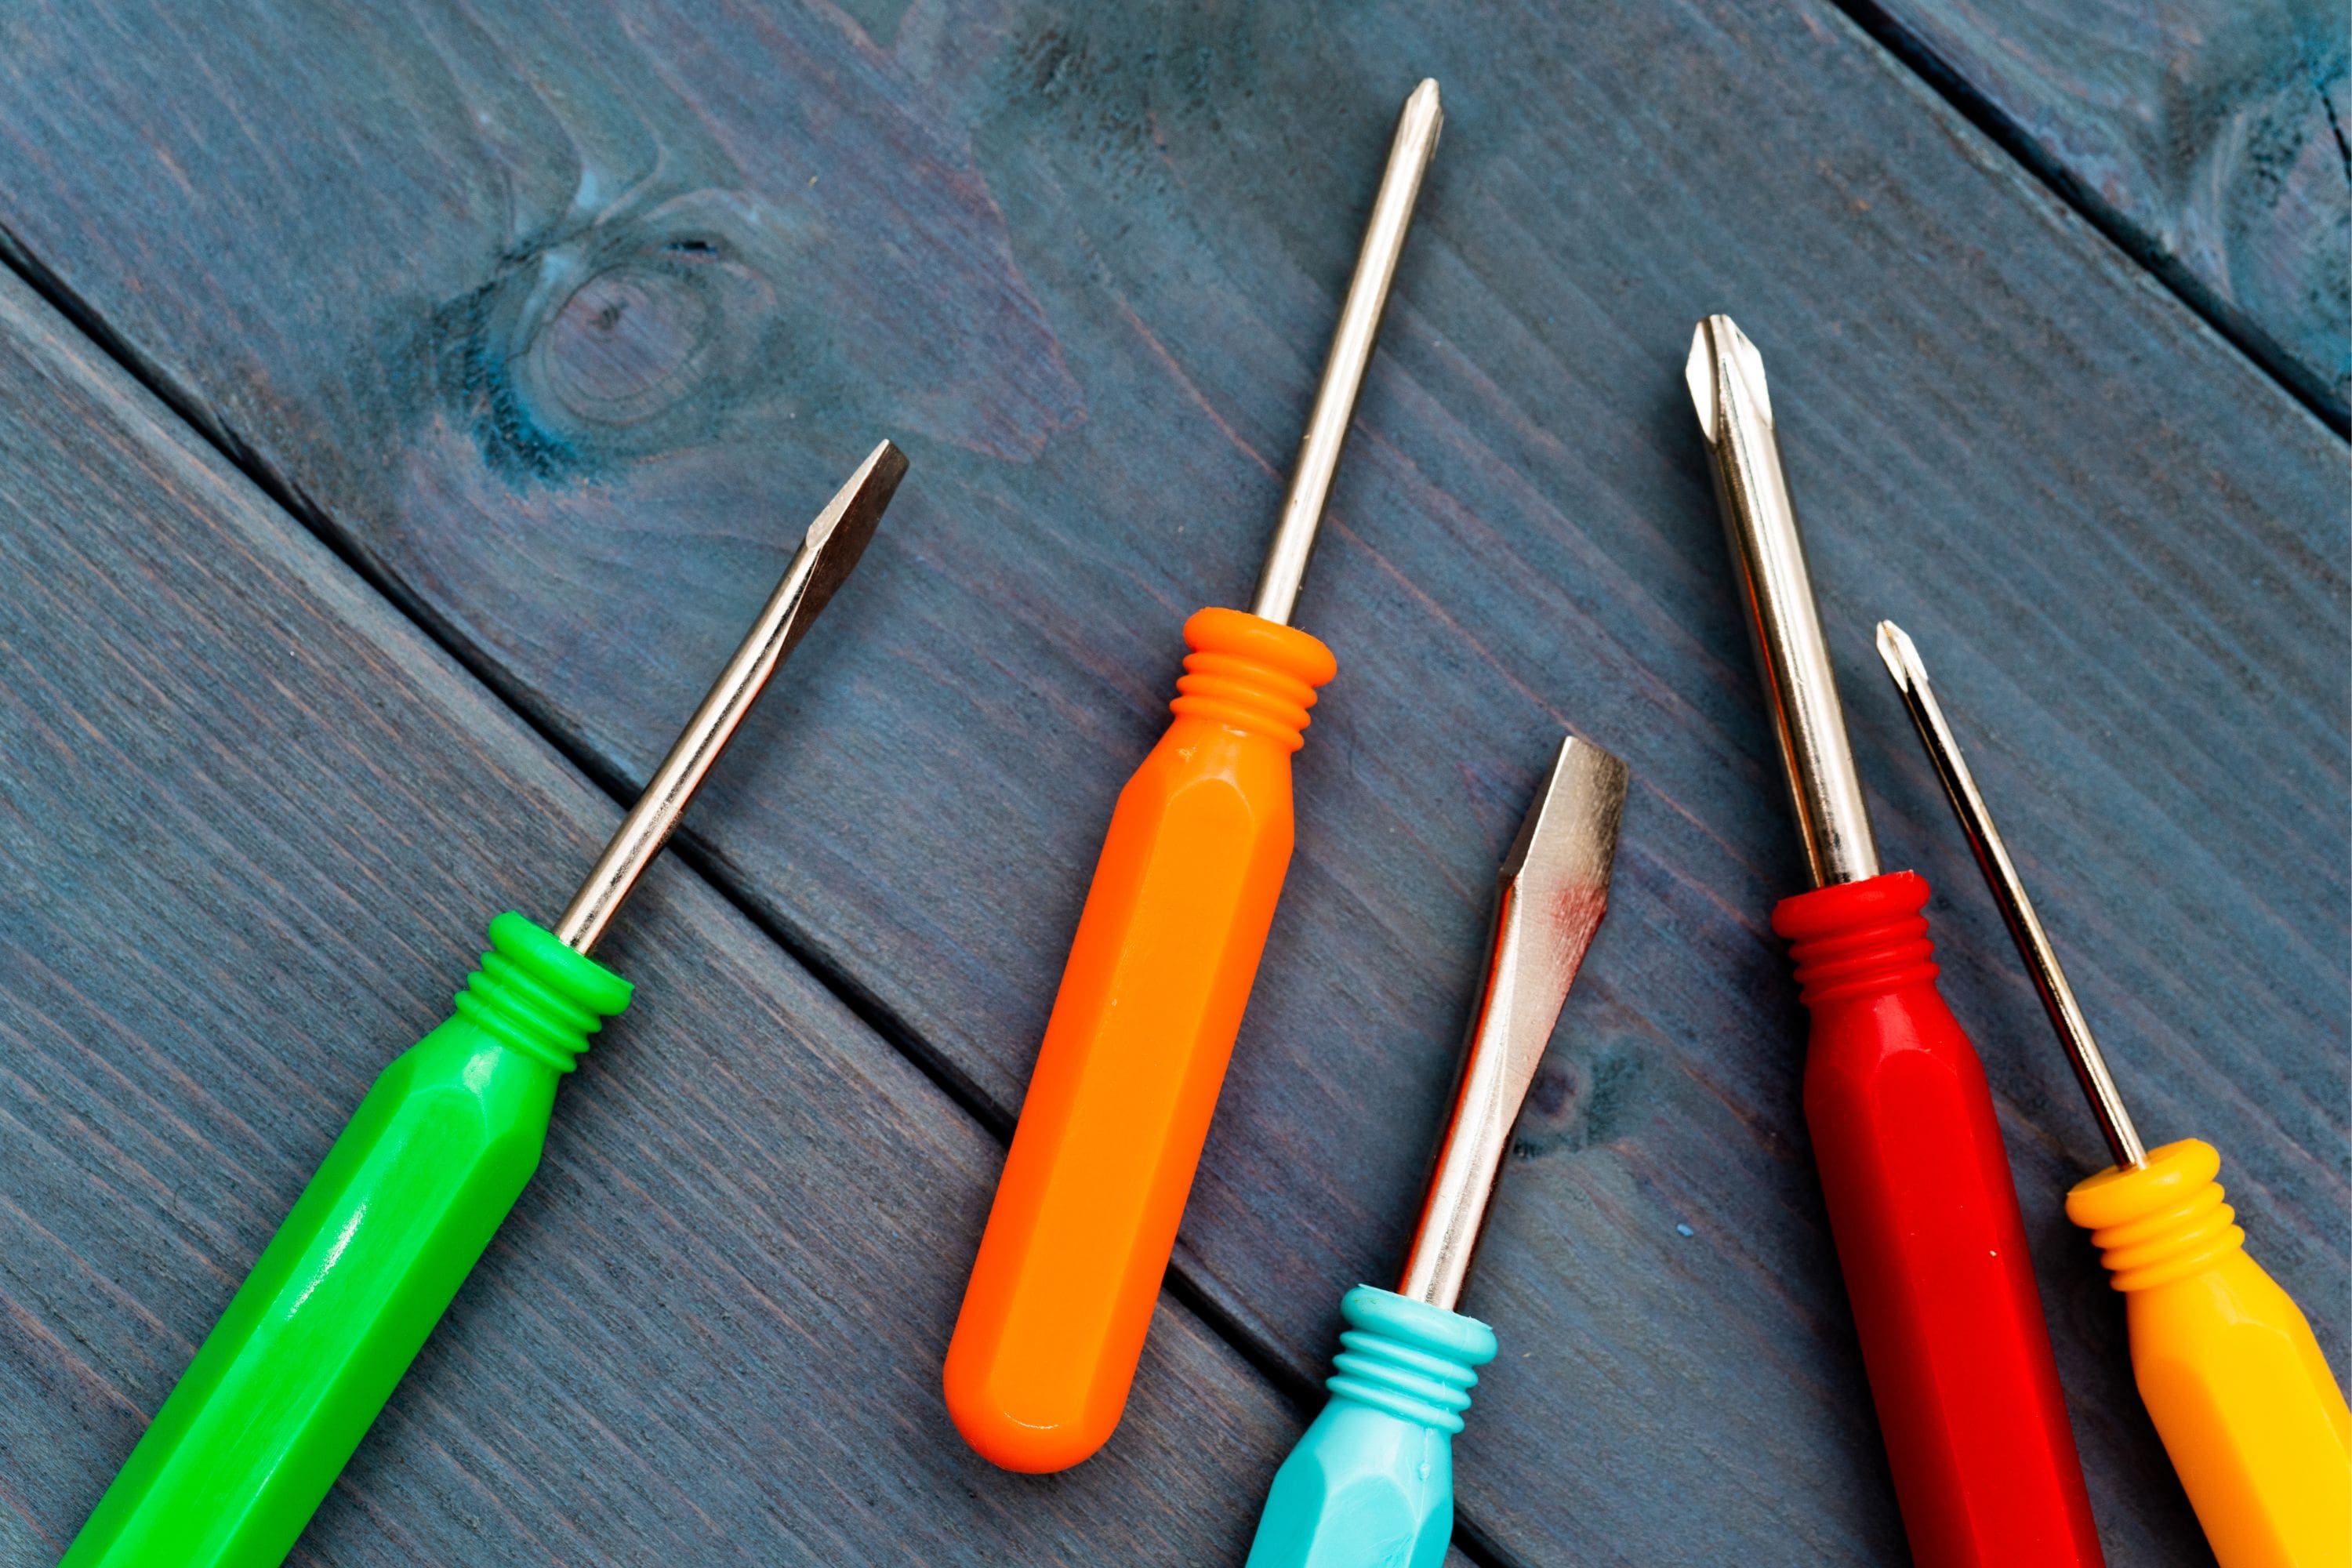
(430, 191, 789, 481)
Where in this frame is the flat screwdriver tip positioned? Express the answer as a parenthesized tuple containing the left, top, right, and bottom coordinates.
(807, 438, 908, 550)
(1501, 734, 1628, 893)
(788, 437, 908, 643)
(553, 440, 907, 954)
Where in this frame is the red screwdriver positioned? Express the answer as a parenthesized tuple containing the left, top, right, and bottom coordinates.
(1686, 316, 2103, 1568)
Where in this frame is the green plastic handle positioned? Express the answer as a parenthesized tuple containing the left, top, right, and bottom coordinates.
(1245, 1286, 1498, 1568)
(63, 914, 630, 1568)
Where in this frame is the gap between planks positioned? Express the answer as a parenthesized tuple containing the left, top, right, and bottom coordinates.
(1827, 0, 2351, 437)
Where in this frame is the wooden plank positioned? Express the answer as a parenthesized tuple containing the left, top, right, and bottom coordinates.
(1848, 0, 2350, 423)
(0, 267, 1303, 1563)
(0, 2, 2342, 1564)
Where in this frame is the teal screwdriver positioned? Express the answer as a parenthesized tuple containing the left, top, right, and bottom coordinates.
(64, 441, 906, 1568)
(1247, 734, 1627, 1568)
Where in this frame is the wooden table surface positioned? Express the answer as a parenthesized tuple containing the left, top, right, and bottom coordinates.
(0, 3, 2341, 1565)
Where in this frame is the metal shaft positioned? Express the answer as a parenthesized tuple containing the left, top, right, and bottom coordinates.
(1686, 316, 1880, 887)
(554, 439, 908, 954)
(1400, 735, 1627, 1312)
(1874, 622, 2147, 1170)
(1247, 78, 1442, 626)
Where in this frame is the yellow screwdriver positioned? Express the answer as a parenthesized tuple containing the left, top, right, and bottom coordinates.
(1877, 621, 2350, 1568)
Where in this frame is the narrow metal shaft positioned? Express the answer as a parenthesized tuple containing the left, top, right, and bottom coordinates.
(1247, 78, 1442, 626)
(1686, 316, 1880, 887)
(554, 439, 908, 954)
(1400, 735, 1627, 1312)
(1875, 622, 2147, 1170)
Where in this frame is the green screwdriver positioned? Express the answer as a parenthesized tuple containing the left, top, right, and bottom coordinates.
(63, 441, 907, 1568)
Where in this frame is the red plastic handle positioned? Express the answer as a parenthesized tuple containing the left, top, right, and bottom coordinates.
(1776, 872, 2103, 1568)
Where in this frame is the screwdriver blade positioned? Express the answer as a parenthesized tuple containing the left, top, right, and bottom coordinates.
(1247, 78, 1442, 626)
(1875, 620, 2146, 1168)
(556, 439, 908, 953)
(1400, 734, 1628, 1310)
(1686, 315, 1878, 888)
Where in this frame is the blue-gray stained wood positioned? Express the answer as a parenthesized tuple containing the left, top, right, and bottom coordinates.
(1849, 0, 2351, 424)
(0, 267, 1312, 1563)
(0, 2, 2341, 1566)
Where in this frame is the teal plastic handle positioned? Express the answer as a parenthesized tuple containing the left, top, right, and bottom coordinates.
(1246, 1286, 1499, 1568)
(63, 914, 630, 1568)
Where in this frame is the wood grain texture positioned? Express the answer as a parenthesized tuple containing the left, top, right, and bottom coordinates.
(1848, 0, 2351, 423)
(0, 2, 2342, 1565)
(0, 266, 1306, 1564)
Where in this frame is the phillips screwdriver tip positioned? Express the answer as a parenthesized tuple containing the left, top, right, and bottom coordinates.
(1875, 619, 1922, 691)
(1684, 314, 1775, 448)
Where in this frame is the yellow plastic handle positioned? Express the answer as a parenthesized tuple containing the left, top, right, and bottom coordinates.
(2068, 1139, 2350, 1568)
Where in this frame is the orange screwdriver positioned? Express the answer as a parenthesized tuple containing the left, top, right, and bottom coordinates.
(946, 78, 1442, 1473)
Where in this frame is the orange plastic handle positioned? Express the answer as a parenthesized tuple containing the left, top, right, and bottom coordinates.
(946, 607, 1337, 1472)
